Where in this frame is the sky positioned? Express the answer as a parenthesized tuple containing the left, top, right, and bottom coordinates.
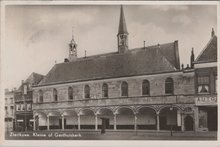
(4, 4, 217, 90)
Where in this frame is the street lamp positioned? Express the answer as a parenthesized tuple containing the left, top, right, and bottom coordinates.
(169, 106, 173, 136)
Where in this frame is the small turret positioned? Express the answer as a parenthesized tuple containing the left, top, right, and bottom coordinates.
(69, 28, 77, 62)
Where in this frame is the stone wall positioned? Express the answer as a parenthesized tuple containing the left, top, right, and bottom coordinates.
(33, 71, 195, 109)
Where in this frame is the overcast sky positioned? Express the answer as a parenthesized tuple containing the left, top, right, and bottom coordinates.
(4, 4, 217, 90)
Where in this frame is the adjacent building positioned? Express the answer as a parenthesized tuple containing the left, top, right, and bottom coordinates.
(193, 29, 217, 131)
(5, 89, 15, 132)
(14, 72, 44, 131)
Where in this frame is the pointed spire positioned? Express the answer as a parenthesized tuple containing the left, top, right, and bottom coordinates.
(118, 5, 128, 35)
(211, 28, 215, 37)
(190, 47, 195, 68)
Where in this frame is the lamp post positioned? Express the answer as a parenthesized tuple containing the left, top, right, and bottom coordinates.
(170, 106, 173, 136)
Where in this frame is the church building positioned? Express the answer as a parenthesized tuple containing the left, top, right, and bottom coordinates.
(32, 6, 217, 132)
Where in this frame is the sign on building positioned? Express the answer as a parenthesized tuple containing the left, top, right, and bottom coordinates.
(195, 96, 217, 106)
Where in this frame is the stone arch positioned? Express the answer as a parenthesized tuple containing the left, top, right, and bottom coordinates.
(34, 111, 48, 130)
(47, 110, 62, 130)
(62, 109, 78, 116)
(115, 106, 135, 130)
(136, 106, 157, 114)
(158, 105, 182, 131)
(79, 108, 95, 129)
(115, 106, 135, 115)
(96, 107, 114, 115)
(47, 110, 61, 117)
(136, 106, 157, 130)
(96, 107, 114, 130)
(158, 105, 183, 113)
(61, 109, 78, 130)
(79, 108, 95, 115)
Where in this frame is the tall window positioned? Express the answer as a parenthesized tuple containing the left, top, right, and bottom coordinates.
(84, 85, 90, 99)
(197, 74, 210, 94)
(165, 78, 174, 94)
(53, 89, 58, 101)
(68, 87, 73, 100)
(102, 83, 108, 98)
(39, 90, 43, 103)
(121, 81, 128, 97)
(142, 80, 150, 95)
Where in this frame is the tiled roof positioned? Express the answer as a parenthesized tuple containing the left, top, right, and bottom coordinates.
(195, 35, 217, 63)
(38, 41, 180, 86)
(18, 72, 44, 90)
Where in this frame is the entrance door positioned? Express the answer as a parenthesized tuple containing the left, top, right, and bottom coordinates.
(184, 116, 194, 131)
(207, 107, 217, 131)
(105, 119, 110, 129)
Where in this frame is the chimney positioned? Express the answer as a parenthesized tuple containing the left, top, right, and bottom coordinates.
(64, 58, 69, 63)
(190, 48, 195, 68)
(211, 28, 215, 37)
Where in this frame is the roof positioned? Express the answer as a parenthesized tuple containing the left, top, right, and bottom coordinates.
(38, 41, 180, 86)
(18, 72, 44, 90)
(195, 35, 217, 63)
(118, 5, 128, 35)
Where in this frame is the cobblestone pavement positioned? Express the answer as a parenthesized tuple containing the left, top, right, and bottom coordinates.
(5, 130, 217, 140)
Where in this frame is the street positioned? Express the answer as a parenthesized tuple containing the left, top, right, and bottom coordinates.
(5, 130, 217, 140)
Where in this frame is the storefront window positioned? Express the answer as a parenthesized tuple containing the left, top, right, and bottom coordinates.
(197, 74, 210, 94)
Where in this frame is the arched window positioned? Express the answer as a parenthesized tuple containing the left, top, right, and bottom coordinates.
(53, 89, 58, 101)
(39, 90, 43, 103)
(165, 78, 174, 94)
(142, 80, 150, 95)
(84, 85, 90, 99)
(68, 87, 73, 100)
(102, 83, 108, 98)
(121, 81, 128, 97)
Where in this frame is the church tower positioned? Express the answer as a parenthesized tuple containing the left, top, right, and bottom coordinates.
(69, 30, 77, 61)
(117, 5, 129, 54)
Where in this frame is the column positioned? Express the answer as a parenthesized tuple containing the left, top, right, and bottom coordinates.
(62, 115, 65, 130)
(33, 115, 36, 131)
(134, 114, 137, 131)
(95, 114, 98, 130)
(181, 113, 185, 132)
(114, 114, 117, 130)
(78, 114, 81, 130)
(47, 115, 50, 130)
(156, 112, 160, 131)
(194, 107, 199, 132)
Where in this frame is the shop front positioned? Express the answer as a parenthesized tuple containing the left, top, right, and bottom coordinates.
(195, 96, 217, 132)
